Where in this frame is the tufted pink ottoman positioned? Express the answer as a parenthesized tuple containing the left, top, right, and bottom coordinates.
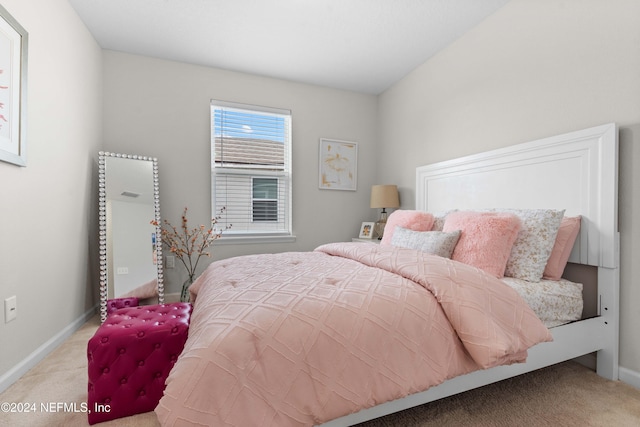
(106, 297, 139, 315)
(87, 303, 191, 424)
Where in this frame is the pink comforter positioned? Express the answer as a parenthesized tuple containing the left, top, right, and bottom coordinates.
(156, 243, 552, 426)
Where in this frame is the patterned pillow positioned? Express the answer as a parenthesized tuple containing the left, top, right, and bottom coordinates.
(380, 210, 435, 245)
(443, 211, 521, 278)
(431, 210, 457, 231)
(391, 227, 461, 258)
(500, 209, 565, 282)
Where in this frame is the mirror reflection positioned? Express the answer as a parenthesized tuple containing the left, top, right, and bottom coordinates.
(98, 152, 164, 322)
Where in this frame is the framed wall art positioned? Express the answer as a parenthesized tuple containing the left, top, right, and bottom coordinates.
(0, 5, 27, 167)
(318, 138, 357, 191)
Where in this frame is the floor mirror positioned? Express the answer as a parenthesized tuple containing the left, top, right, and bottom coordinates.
(98, 152, 164, 322)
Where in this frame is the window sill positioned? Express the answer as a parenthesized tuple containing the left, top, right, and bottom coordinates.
(216, 235, 297, 245)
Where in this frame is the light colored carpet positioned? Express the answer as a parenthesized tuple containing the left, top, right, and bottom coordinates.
(1, 315, 639, 427)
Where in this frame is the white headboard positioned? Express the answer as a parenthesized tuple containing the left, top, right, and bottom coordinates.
(416, 123, 618, 269)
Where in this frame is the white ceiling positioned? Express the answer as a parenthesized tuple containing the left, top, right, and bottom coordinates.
(68, 0, 510, 95)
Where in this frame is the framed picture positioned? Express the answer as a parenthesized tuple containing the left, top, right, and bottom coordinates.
(318, 138, 357, 191)
(358, 221, 375, 239)
(0, 5, 27, 167)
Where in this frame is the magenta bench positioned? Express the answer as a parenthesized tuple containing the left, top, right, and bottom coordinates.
(87, 302, 191, 424)
(106, 297, 139, 315)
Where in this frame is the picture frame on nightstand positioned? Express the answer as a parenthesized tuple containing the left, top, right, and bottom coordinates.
(358, 222, 375, 239)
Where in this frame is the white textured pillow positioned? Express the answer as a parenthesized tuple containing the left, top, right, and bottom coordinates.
(391, 227, 461, 258)
(500, 209, 565, 282)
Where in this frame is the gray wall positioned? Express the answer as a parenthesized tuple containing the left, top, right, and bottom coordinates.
(377, 0, 640, 375)
(0, 0, 102, 380)
(102, 51, 379, 291)
(3, 0, 639, 392)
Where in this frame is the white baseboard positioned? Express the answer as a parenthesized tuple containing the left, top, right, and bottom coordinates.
(619, 366, 640, 390)
(573, 354, 640, 389)
(0, 305, 97, 394)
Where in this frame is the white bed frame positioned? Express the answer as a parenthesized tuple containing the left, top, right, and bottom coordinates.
(322, 123, 619, 426)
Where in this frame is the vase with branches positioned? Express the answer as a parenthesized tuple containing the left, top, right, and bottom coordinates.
(152, 207, 230, 302)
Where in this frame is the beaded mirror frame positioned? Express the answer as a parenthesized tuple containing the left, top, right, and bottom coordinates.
(98, 152, 164, 323)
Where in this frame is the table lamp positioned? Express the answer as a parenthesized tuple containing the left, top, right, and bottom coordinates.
(370, 184, 400, 239)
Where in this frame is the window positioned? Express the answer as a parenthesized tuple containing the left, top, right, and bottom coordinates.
(211, 100, 292, 241)
(252, 177, 278, 222)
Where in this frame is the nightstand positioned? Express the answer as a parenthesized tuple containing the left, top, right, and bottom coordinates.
(352, 238, 381, 244)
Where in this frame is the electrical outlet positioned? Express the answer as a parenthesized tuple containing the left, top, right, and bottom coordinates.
(166, 255, 175, 269)
(116, 267, 129, 275)
(5, 296, 17, 323)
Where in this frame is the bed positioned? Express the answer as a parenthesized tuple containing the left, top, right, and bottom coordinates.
(155, 123, 619, 426)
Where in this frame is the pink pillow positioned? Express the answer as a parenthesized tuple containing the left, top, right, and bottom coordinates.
(443, 211, 521, 278)
(543, 216, 581, 280)
(380, 210, 435, 245)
